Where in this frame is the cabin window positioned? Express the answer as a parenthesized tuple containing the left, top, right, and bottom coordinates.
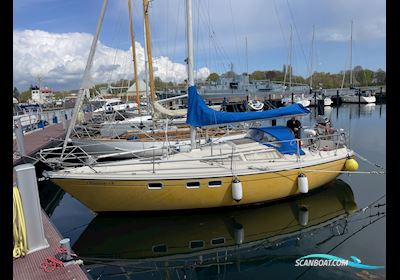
(208, 180, 222, 188)
(148, 182, 163, 190)
(152, 244, 168, 253)
(186, 181, 200, 189)
(211, 237, 225, 245)
(189, 240, 205, 249)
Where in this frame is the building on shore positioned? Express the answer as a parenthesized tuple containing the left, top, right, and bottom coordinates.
(30, 85, 54, 104)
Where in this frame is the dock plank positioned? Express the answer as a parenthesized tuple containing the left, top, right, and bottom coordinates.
(13, 123, 67, 165)
(13, 113, 93, 280)
(13, 210, 88, 280)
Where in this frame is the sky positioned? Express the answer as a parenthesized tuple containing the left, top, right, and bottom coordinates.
(13, 0, 386, 91)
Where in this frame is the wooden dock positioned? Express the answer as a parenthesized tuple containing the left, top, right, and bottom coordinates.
(13, 121, 89, 280)
(13, 210, 89, 280)
(13, 112, 92, 167)
(13, 122, 67, 166)
(13, 122, 68, 185)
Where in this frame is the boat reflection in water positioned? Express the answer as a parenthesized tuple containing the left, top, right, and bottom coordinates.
(74, 180, 356, 269)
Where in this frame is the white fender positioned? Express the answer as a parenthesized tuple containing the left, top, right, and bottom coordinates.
(298, 173, 309, 193)
(298, 206, 309, 226)
(232, 178, 243, 202)
(234, 226, 244, 245)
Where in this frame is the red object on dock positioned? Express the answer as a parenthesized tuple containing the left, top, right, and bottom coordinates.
(13, 210, 88, 280)
(13, 113, 94, 279)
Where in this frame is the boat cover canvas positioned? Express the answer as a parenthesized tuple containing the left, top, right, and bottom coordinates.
(186, 86, 310, 127)
(250, 126, 305, 155)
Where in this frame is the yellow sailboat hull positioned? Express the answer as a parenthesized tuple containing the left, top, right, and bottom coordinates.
(73, 179, 356, 260)
(51, 158, 347, 212)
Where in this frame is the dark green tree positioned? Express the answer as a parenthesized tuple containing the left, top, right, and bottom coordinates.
(373, 69, 386, 85)
(221, 71, 237, 79)
(19, 89, 31, 102)
(206, 72, 220, 82)
(250, 71, 266, 80)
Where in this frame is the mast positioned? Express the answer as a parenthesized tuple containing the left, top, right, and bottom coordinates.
(61, 0, 108, 158)
(245, 36, 249, 76)
(349, 20, 353, 87)
(289, 24, 292, 89)
(143, 0, 156, 109)
(186, 0, 196, 149)
(186, 0, 194, 86)
(310, 25, 315, 89)
(143, 20, 150, 114)
(128, 0, 141, 114)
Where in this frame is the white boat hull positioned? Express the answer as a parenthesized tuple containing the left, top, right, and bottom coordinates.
(341, 95, 376, 103)
(282, 98, 310, 107)
(309, 97, 333, 106)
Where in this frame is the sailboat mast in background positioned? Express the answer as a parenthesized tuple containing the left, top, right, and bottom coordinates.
(289, 24, 293, 89)
(185, 0, 196, 149)
(128, 0, 141, 114)
(142, 0, 156, 111)
(61, 0, 108, 158)
(350, 20, 353, 87)
(310, 25, 315, 89)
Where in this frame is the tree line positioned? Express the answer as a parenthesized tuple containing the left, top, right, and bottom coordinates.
(207, 66, 386, 89)
(14, 65, 385, 102)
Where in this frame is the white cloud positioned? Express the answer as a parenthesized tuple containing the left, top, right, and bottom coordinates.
(317, 17, 386, 42)
(13, 29, 210, 90)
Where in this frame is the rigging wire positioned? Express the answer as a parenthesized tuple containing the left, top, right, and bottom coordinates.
(272, 0, 288, 51)
(199, 0, 225, 77)
(341, 23, 353, 89)
(228, 0, 242, 73)
(171, 0, 182, 74)
(193, 1, 206, 76)
(106, 7, 126, 87)
(207, 0, 211, 71)
(196, 0, 225, 75)
(191, 0, 229, 74)
(166, 0, 169, 87)
(286, 0, 311, 78)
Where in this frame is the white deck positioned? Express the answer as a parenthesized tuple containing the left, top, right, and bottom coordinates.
(47, 137, 352, 180)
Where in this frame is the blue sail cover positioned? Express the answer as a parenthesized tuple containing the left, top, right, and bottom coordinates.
(251, 126, 305, 155)
(186, 86, 310, 127)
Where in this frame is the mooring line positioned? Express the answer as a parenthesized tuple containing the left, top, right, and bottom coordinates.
(353, 151, 386, 171)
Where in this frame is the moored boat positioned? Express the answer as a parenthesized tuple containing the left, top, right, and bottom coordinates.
(282, 95, 311, 107)
(341, 91, 376, 103)
(309, 95, 333, 106)
(44, 87, 357, 212)
(43, 0, 359, 213)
